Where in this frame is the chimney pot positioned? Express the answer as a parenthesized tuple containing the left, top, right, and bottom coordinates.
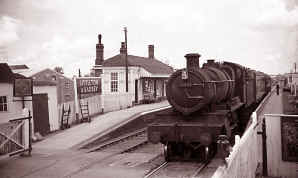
(98, 34, 102, 44)
(120, 42, 127, 54)
(95, 34, 104, 66)
(148, 45, 154, 59)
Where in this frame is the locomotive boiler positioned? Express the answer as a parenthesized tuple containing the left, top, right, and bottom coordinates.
(147, 53, 271, 161)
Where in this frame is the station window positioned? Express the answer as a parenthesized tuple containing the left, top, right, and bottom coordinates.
(0, 96, 8, 112)
(65, 80, 71, 89)
(111, 72, 118, 92)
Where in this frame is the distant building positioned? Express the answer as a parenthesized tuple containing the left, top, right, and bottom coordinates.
(92, 34, 173, 112)
(31, 69, 75, 104)
(29, 69, 75, 134)
(285, 72, 298, 95)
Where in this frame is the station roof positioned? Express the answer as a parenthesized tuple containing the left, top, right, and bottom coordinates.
(103, 54, 173, 75)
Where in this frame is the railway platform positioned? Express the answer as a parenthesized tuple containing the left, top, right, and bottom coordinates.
(0, 101, 169, 178)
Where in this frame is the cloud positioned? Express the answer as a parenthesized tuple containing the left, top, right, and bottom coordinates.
(3, 0, 298, 76)
(0, 16, 20, 47)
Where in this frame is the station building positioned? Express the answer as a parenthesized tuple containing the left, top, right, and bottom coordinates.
(92, 34, 173, 112)
(285, 72, 298, 95)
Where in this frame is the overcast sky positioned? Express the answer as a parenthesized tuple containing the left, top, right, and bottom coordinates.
(0, 0, 298, 77)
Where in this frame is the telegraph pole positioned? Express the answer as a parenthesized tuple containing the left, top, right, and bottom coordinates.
(124, 27, 128, 92)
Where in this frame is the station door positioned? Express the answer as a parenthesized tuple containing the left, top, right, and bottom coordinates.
(32, 93, 50, 136)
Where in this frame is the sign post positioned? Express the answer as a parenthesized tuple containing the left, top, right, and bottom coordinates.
(13, 78, 33, 108)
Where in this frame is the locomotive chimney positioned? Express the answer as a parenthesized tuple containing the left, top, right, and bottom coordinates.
(120, 42, 126, 55)
(185, 53, 201, 70)
(95, 34, 104, 65)
(148, 45, 154, 59)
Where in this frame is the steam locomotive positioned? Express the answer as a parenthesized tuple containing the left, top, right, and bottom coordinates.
(147, 53, 271, 161)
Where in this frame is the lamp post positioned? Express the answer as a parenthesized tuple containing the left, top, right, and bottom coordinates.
(124, 27, 128, 92)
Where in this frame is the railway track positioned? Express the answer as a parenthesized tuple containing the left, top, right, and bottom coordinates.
(87, 128, 148, 153)
(84, 128, 211, 178)
(144, 160, 209, 178)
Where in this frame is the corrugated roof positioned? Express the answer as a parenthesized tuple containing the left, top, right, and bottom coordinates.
(9, 64, 29, 70)
(103, 54, 173, 75)
(0, 63, 28, 83)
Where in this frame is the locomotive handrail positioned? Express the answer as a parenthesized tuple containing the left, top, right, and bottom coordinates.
(204, 80, 235, 83)
(184, 89, 204, 99)
(180, 80, 235, 87)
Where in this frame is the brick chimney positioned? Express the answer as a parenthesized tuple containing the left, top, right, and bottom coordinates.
(95, 34, 104, 65)
(120, 42, 127, 55)
(148, 45, 154, 59)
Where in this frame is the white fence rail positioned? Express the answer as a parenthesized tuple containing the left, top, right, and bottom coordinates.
(213, 88, 275, 178)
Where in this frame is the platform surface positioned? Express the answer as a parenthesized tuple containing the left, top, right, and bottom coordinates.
(0, 101, 169, 178)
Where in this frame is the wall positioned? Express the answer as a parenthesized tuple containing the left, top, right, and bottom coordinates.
(0, 83, 30, 123)
(57, 101, 76, 125)
(265, 114, 298, 178)
(103, 93, 132, 112)
(57, 76, 75, 104)
(79, 94, 102, 117)
(57, 95, 102, 126)
(102, 67, 140, 108)
(33, 86, 59, 131)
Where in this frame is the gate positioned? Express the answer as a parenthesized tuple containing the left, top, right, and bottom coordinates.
(33, 93, 50, 136)
(0, 112, 32, 157)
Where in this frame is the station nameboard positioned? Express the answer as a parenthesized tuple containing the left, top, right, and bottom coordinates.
(76, 78, 101, 95)
(13, 78, 33, 97)
(281, 116, 298, 162)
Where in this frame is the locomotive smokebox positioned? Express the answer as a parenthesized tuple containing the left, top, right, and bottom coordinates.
(185, 53, 201, 70)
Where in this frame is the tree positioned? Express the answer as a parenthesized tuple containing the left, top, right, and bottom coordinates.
(54, 66, 64, 74)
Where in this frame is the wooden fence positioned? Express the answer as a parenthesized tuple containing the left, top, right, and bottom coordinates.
(0, 110, 32, 157)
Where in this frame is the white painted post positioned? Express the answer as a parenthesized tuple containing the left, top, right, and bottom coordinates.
(73, 76, 79, 121)
(101, 75, 104, 113)
(22, 108, 29, 149)
(294, 83, 297, 96)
